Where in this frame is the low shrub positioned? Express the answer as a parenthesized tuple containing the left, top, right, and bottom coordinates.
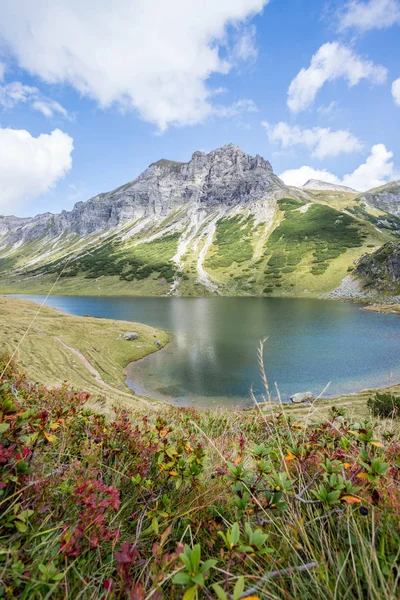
(368, 392, 400, 418)
(1, 352, 399, 599)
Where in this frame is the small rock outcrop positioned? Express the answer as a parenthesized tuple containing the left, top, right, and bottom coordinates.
(355, 242, 400, 293)
(290, 392, 315, 404)
(124, 332, 139, 341)
(359, 181, 400, 217)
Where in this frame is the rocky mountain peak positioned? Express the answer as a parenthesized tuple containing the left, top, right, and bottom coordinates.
(0, 144, 286, 244)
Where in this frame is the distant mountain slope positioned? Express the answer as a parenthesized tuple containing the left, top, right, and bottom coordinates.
(302, 179, 358, 193)
(359, 181, 400, 217)
(1, 144, 399, 298)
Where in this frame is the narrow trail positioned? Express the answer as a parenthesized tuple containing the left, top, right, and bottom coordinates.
(55, 337, 152, 405)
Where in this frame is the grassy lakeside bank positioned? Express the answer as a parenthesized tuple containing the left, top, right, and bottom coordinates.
(258, 383, 400, 424)
(0, 296, 169, 410)
(364, 304, 400, 315)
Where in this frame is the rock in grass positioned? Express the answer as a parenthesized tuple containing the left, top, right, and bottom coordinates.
(290, 391, 315, 404)
(124, 332, 139, 341)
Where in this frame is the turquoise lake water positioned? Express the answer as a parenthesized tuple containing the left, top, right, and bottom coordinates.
(11, 295, 400, 408)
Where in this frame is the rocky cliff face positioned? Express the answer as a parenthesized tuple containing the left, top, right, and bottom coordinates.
(355, 242, 400, 293)
(359, 181, 400, 217)
(1, 144, 289, 245)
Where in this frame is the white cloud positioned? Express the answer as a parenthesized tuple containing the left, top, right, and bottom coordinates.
(0, 0, 268, 131)
(279, 144, 396, 191)
(279, 166, 341, 188)
(262, 121, 363, 158)
(338, 0, 400, 32)
(32, 99, 69, 119)
(287, 42, 387, 112)
(0, 127, 73, 214)
(0, 81, 38, 107)
(215, 99, 258, 118)
(230, 25, 258, 63)
(0, 80, 69, 119)
(342, 144, 394, 190)
(392, 78, 400, 106)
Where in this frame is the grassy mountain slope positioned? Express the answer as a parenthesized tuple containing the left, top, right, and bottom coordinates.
(0, 192, 399, 297)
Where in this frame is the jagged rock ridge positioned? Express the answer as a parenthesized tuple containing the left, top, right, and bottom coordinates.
(1, 144, 289, 245)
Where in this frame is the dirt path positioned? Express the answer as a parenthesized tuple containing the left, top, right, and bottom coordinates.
(55, 337, 152, 404)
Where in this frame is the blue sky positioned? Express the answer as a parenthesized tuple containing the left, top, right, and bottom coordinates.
(0, 0, 399, 217)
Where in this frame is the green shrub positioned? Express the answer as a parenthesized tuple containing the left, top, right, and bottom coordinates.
(265, 204, 364, 277)
(206, 216, 255, 269)
(367, 393, 400, 418)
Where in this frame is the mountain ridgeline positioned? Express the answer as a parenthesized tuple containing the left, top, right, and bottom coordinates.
(1, 144, 400, 298)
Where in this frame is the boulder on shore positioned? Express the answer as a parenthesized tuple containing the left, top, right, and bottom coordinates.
(290, 391, 315, 404)
(124, 332, 139, 341)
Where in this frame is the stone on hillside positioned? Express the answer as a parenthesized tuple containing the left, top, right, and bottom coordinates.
(124, 332, 138, 341)
(290, 391, 315, 404)
(155, 340, 162, 347)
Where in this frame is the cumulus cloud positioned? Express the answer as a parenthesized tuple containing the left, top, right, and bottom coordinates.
(279, 166, 341, 188)
(338, 0, 400, 32)
(279, 144, 396, 191)
(342, 144, 394, 190)
(0, 0, 268, 131)
(262, 121, 363, 158)
(0, 127, 73, 214)
(0, 80, 69, 118)
(287, 42, 387, 112)
(392, 78, 400, 106)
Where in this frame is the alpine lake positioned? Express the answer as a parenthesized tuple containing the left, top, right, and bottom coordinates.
(10, 295, 400, 408)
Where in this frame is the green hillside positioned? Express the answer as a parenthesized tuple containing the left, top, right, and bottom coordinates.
(0, 193, 399, 297)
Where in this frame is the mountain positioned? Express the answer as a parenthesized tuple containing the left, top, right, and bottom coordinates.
(358, 181, 400, 217)
(355, 241, 400, 295)
(1, 145, 289, 244)
(302, 179, 358, 193)
(1, 144, 400, 298)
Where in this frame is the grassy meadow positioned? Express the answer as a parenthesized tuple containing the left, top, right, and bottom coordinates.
(0, 296, 169, 410)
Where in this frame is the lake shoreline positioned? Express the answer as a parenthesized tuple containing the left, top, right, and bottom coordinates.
(2, 284, 399, 309)
(3, 294, 400, 417)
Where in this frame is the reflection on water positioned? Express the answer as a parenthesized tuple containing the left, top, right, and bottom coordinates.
(11, 295, 400, 408)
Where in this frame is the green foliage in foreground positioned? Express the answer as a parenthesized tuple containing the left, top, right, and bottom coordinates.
(368, 392, 400, 418)
(1, 354, 400, 599)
